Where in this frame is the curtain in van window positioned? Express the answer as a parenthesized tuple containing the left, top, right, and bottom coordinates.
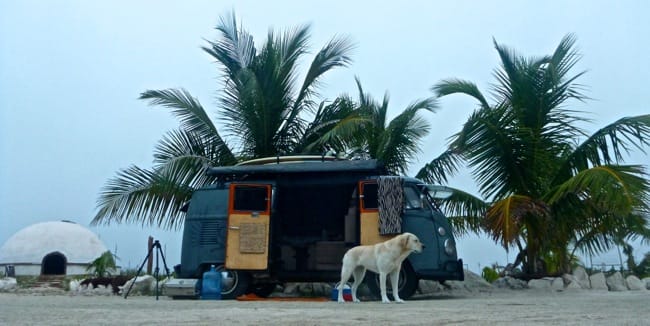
(378, 176, 404, 235)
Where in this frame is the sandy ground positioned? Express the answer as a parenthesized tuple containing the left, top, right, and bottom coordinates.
(0, 290, 648, 325)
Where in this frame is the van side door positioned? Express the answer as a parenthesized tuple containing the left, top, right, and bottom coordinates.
(358, 180, 393, 245)
(225, 183, 272, 270)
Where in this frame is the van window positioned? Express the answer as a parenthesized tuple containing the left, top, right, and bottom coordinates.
(232, 185, 269, 212)
(404, 186, 423, 209)
(361, 183, 378, 210)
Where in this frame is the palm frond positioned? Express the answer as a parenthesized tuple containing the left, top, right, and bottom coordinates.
(202, 11, 256, 74)
(154, 129, 237, 167)
(547, 164, 650, 213)
(375, 98, 435, 175)
(92, 164, 196, 230)
(450, 104, 523, 199)
(301, 97, 370, 154)
(484, 195, 551, 248)
(139, 89, 236, 164)
(293, 35, 355, 114)
(432, 78, 490, 109)
(572, 211, 650, 257)
(558, 115, 650, 179)
(438, 188, 489, 237)
(415, 149, 463, 184)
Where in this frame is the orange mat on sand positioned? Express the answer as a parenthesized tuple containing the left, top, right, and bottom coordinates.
(236, 293, 330, 302)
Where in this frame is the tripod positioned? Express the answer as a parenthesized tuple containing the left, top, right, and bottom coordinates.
(123, 240, 171, 300)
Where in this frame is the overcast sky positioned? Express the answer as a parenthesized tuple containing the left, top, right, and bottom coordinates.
(1, 1, 649, 273)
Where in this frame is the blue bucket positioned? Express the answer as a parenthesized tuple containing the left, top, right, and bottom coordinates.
(331, 283, 352, 301)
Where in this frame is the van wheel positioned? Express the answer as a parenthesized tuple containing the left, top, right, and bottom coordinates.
(217, 267, 250, 300)
(365, 262, 418, 300)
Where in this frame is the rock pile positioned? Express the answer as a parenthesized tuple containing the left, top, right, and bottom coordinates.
(68, 275, 166, 296)
(0, 277, 17, 292)
(2, 269, 649, 297)
(486, 267, 649, 292)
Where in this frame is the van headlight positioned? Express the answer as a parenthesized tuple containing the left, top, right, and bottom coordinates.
(438, 227, 446, 236)
(444, 239, 456, 256)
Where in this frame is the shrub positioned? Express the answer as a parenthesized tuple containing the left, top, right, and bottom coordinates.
(482, 266, 499, 283)
(86, 251, 118, 277)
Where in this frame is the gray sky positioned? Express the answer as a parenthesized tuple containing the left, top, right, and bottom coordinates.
(1, 0, 649, 273)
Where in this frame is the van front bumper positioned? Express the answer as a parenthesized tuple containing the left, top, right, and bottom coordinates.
(417, 258, 464, 282)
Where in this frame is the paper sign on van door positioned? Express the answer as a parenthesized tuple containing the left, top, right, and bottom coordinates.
(239, 223, 267, 253)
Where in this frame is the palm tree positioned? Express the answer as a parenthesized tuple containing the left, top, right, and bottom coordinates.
(318, 77, 437, 175)
(92, 12, 355, 229)
(419, 34, 650, 275)
(354, 78, 437, 175)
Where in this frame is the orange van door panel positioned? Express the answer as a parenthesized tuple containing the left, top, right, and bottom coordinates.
(358, 181, 393, 245)
(225, 184, 271, 270)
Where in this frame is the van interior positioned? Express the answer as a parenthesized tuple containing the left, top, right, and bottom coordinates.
(273, 177, 361, 274)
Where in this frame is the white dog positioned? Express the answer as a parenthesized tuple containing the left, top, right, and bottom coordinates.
(337, 232, 424, 303)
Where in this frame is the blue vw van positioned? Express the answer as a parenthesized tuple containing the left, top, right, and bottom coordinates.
(164, 157, 463, 299)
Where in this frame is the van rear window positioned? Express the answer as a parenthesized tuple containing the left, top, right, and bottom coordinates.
(232, 185, 268, 212)
(362, 183, 378, 210)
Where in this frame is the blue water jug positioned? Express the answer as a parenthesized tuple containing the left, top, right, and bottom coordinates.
(201, 265, 222, 300)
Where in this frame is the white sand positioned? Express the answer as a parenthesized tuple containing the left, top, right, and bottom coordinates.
(0, 290, 648, 325)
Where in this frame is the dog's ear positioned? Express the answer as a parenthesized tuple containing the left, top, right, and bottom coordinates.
(401, 234, 410, 248)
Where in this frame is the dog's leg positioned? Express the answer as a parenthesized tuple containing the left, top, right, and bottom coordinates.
(338, 264, 353, 303)
(379, 273, 391, 303)
(389, 270, 404, 303)
(350, 266, 366, 303)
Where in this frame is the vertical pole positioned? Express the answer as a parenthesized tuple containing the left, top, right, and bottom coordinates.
(147, 236, 153, 275)
(155, 242, 160, 300)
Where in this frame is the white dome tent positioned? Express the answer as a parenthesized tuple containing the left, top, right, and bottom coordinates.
(0, 221, 109, 276)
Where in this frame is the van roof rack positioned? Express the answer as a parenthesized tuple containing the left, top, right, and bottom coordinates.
(208, 159, 385, 177)
(235, 155, 339, 166)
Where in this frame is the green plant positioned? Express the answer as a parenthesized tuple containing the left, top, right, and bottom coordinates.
(86, 251, 118, 277)
(481, 266, 499, 283)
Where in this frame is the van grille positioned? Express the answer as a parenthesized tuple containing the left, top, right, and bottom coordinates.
(199, 220, 226, 246)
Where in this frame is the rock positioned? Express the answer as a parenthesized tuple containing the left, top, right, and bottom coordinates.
(91, 284, 113, 296)
(297, 283, 314, 296)
(605, 272, 627, 291)
(119, 275, 155, 296)
(0, 277, 17, 291)
(444, 270, 493, 292)
(562, 274, 583, 290)
(284, 282, 339, 298)
(418, 280, 445, 294)
(572, 267, 591, 289)
(150, 277, 170, 294)
(565, 280, 582, 290)
(643, 277, 650, 290)
(625, 275, 646, 291)
(283, 283, 298, 294)
(296, 283, 332, 297)
(528, 278, 551, 290)
(551, 277, 564, 290)
(418, 271, 492, 295)
(321, 283, 334, 296)
(589, 273, 608, 291)
(68, 279, 80, 292)
(493, 277, 527, 290)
